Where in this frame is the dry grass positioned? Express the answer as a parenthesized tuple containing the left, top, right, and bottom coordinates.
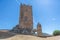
(0, 35, 60, 40)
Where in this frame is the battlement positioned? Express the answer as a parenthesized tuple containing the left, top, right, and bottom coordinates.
(21, 4, 32, 7)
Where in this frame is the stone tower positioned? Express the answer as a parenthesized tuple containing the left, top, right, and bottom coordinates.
(19, 4, 33, 34)
(37, 23, 42, 36)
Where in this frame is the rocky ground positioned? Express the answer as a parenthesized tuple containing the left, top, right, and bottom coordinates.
(0, 34, 60, 40)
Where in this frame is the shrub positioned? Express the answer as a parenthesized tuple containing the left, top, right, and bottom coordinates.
(53, 30, 60, 36)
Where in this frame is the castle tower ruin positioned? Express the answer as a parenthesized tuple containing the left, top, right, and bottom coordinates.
(37, 23, 42, 36)
(19, 4, 33, 34)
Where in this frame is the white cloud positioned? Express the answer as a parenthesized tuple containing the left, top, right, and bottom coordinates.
(35, 0, 50, 5)
(16, 0, 20, 5)
(52, 18, 56, 21)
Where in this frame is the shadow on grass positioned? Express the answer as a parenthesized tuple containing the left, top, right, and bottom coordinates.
(0, 32, 16, 39)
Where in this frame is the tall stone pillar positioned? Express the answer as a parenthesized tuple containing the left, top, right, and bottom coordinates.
(37, 23, 42, 36)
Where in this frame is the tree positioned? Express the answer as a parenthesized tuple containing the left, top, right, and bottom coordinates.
(53, 30, 60, 36)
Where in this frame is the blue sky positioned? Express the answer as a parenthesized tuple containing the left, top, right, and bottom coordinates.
(0, 0, 60, 34)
